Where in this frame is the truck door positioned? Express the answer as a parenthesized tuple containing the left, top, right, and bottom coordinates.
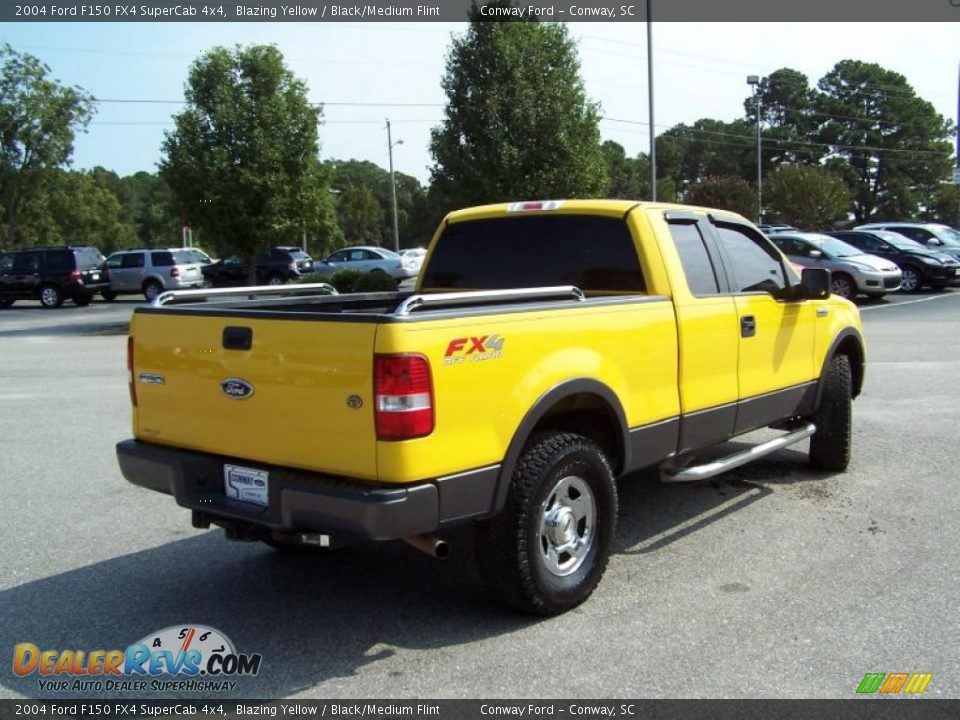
(663, 213, 739, 450)
(708, 218, 816, 434)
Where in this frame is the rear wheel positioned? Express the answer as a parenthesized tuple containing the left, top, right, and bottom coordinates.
(830, 273, 856, 301)
(101, 290, 117, 301)
(39, 284, 64, 309)
(142, 280, 162, 302)
(267, 274, 285, 286)
(809, 355, 852, 471)
(899, 265, 922, 294)
(73, 294, 92, 307)
(475, 431, 617, 615)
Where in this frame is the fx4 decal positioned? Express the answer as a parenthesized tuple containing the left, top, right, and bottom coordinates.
(443, 334, 505, 365)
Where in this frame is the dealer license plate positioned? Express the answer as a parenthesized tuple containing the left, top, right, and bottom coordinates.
(223, 464, 269, 507)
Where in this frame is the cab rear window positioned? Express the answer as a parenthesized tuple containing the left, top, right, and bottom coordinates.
(422, 215, 645, 293)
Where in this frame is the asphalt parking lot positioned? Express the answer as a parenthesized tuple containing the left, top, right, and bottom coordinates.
(0, 289, 958, 699)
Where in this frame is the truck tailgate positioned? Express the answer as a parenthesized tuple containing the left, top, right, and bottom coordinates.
(129, 311, 379, 481)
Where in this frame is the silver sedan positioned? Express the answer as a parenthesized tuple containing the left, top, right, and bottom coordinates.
(771, 233, 902, 300)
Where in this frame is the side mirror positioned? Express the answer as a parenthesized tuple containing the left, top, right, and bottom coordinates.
(799, 267, 830, 300)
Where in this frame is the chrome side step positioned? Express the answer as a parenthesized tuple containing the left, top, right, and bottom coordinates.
(661, 423, 816, 483)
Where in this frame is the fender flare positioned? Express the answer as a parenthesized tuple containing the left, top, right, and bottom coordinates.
(490, 378, 630, 516)
(814, 327, 865, 410)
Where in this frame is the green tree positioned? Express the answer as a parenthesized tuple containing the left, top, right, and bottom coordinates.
(160, 45, 337, 281)
(336, 184, 383, 246)
(765, 164, 851, 230)
(684, 175, 756, 219)
(429, 3, 607, 211)
(117, 171, 181, 248)
(601, 141, 643, 199)
(656, 119, 754, 192)
(815, 60, 954, 222)
(16, 168, 136, 252)
(921, 183, 960, 227)
(743, 68, 824, 166)
(0, 45, 95, 249)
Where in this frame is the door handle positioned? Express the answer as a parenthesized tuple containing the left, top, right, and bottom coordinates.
(740, 315, 756, 338)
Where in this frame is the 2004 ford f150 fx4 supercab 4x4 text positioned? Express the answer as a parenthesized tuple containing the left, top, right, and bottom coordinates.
(117, 200, 865, 615)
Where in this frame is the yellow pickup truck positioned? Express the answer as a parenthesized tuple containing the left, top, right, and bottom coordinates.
(117, 200, 865, 615)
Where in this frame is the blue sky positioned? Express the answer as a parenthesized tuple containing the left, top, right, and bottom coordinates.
(2, 22, 958, 184)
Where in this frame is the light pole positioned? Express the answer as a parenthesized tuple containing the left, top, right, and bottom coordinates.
(747, 75, 762, 225)
(647, 0, 656, 201)
(386, 119, 403, 252)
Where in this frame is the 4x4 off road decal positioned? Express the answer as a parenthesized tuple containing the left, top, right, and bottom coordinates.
(443, 334, 505, 366)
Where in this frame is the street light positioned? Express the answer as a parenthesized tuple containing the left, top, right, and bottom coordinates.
(747, 75, 762, 225)
(386, 119, 403, 252)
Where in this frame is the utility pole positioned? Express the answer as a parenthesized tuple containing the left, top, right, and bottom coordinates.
(386, 119, 402, 252)
(647, 0, 656, 201)
(747, 75, 762, 225)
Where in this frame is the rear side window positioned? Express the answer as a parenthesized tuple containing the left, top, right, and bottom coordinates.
(669, 223, 720, 295)
(152, 252, 174, 267)
(422, 215, 645, 293)
(121, 253, 145, 269)
(45, 251, 74, 274)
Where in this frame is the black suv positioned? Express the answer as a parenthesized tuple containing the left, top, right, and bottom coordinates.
(827, 230, 960, 293)
(202, 246, 315, 287)
(0, 246, 109, 308)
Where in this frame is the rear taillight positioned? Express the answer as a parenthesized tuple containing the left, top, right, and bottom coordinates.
(170, 267, 180, 278)
(374, 354, 433, 440)
(127, 336, 137, 407)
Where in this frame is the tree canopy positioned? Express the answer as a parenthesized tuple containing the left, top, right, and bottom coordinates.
(429, 4, 607, 212)
(159, 44, 338, 274)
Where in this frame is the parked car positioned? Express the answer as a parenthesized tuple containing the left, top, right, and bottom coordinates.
(104, 248, 206, 302)
(770, 233, 901, 300)
(201, 247, 315, 288)
(854, 222, 960, 262)
(827, 230, 960, 293)
(758, 223, 798, 234)
(0, 245, 109, 309)
(398, 247, 427, 274)
(313, 246, 420, 281)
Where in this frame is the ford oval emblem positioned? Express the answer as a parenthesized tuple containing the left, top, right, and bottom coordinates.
(221, 378, 255, 400)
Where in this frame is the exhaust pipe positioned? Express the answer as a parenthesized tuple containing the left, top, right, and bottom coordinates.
(404, 534, 450, 560)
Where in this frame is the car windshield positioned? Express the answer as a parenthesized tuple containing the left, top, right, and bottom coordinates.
(812, 236, 862, 258)
(875, 231, 924, 250)
(172, 250, 196, 265)
(931, 225, 960, 246)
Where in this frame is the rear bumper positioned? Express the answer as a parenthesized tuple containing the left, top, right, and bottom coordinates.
(117, 439, 499, 541)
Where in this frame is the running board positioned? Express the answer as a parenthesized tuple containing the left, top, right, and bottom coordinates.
(661, 423, 816, 483)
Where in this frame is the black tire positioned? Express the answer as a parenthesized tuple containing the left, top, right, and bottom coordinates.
(101, 290, 117, 301)
(929, 281, 949, 291)
(73, 294, 92, 307)
(267, 274, 286, 286)
(899, 265, 922, 294)
(830, 273, 856, 301)
(809, 355, 853, 471)
(39, 284, 64, 309)
(475, 431, 617, 616)
(142, 280, 162, 302)
(0, 298, 14, 309)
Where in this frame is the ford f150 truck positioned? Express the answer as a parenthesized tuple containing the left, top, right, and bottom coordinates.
(117, 200, 865, 615)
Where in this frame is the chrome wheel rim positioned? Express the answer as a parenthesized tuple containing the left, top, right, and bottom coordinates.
(831, 276, 854, 300)
(144, 284, 160, 301)
(538, 475, 596, 577)
(41, 287, 59, 306)
(900, 268, 918, 292)
(268, 276, 284, 286)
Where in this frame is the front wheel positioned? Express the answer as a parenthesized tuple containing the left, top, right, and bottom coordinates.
(830, 273, 857, 301)
(266, 274, 285, 286)
(475, 431, 617, 615)
(101, 290, 117, 301)
(809, 355, 852, 471)
(899, 265, 922, 294)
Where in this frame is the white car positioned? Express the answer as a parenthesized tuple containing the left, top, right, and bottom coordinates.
(398, 247, 427, 274)
(316, 246, 419, 280)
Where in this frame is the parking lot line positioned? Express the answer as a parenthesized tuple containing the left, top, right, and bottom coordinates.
(860, 293, 960, 312)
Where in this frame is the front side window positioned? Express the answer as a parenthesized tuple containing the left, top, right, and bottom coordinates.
(714, 224, 786, 294)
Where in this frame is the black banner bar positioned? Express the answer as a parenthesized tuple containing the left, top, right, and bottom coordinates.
(0, 700, 959, 720)
(2, 0, 959, 22)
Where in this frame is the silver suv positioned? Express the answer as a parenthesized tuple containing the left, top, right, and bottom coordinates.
(104, 248, 205, 302)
